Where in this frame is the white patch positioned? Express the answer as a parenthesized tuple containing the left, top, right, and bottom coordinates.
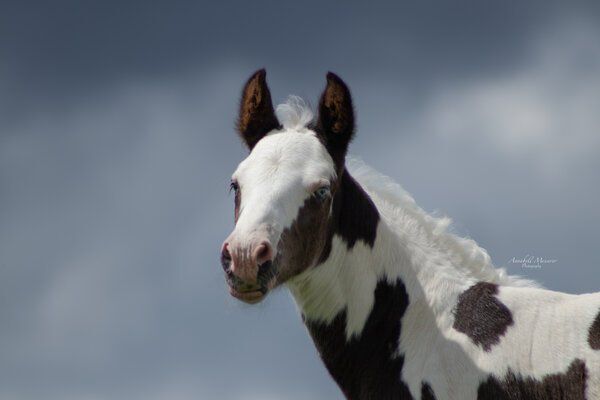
(289, 232, 382, 339)
(228, 100, 334, 261)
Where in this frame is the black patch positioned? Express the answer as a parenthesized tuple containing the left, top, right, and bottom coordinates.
(236, 69, 281, 150)
(421, 382, 437, 400)
(590, 308, 600, 350)
(334, 171, 380, 249)
(304, 279, 413, 400)
(231, 181, 241, 222)
(317, 170, 380, 265)
(477, 359, 588, 400)
(311, 73, 378, 259)
(453, 282, 514, 352)
(274, 189, 334, 284)
(256, 261, 276, 291)
(315, 72, 355, 170)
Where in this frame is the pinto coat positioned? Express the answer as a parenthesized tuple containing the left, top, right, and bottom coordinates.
(222, 70, 600, 400)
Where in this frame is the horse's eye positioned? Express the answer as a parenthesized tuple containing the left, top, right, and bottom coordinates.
(230, 181, 239, 193)
(314, 186, 331, 201)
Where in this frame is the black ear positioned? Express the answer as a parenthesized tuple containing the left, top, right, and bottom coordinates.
(236, 69, 280, 150)
(316, 72, 355, 168)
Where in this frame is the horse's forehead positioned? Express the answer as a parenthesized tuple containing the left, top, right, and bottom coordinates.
(235, 131, 335, 184)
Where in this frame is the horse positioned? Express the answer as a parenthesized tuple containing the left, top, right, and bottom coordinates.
(219, 69, 600, 400)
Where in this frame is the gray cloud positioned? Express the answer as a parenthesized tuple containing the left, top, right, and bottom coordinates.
(1, 2, 599, 399)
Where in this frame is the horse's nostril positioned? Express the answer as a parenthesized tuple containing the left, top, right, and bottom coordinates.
(221, 242, 233, 273)
(254, 241, 273, 266)
(221, 243, 232, 261)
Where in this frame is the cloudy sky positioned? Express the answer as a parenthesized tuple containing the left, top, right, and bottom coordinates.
(1, 1, 599, 399)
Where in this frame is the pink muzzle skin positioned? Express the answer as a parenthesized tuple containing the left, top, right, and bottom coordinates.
(221, 238, 275, 304)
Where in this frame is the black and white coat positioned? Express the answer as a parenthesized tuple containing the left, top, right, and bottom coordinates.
(221, 70, 600, 400)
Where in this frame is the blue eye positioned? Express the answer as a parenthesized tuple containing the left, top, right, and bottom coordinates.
(314, 186, 330, 201)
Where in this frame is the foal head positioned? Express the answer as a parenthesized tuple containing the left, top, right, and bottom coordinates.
(221, 69, 355, 303)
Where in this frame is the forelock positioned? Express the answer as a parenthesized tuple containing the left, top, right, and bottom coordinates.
(275, 96, 314, 131)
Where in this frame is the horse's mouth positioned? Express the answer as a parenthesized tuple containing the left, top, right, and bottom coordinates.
(224, 260, 276, 304)
(228, 286, 268, 304)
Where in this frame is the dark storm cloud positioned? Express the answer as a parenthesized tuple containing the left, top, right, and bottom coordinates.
(3, 0, 597, 94)
(1, 1, 600, 399)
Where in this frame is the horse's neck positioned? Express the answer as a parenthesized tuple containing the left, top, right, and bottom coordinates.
(287, 170, 472, 398)
(287, 171, 480, 398)
(288, 170, 468, 335)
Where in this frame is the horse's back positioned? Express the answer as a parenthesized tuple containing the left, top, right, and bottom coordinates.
(472, 286, 600, 400)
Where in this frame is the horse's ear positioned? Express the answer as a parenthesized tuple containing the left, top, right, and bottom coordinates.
(316, 72, 355, 168)
(237, 69, 280, 150)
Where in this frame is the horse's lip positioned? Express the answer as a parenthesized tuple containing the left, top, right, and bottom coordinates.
(229, 287, 267, 304)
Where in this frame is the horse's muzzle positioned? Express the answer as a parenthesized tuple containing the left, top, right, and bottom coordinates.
(221, 249, 276, 304)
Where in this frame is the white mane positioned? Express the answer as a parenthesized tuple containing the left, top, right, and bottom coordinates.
(348, 158, 538, 288)
(275, 96, 314, 131)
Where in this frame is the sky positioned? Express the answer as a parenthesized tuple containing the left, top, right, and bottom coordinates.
(1, 1, 600, 399)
